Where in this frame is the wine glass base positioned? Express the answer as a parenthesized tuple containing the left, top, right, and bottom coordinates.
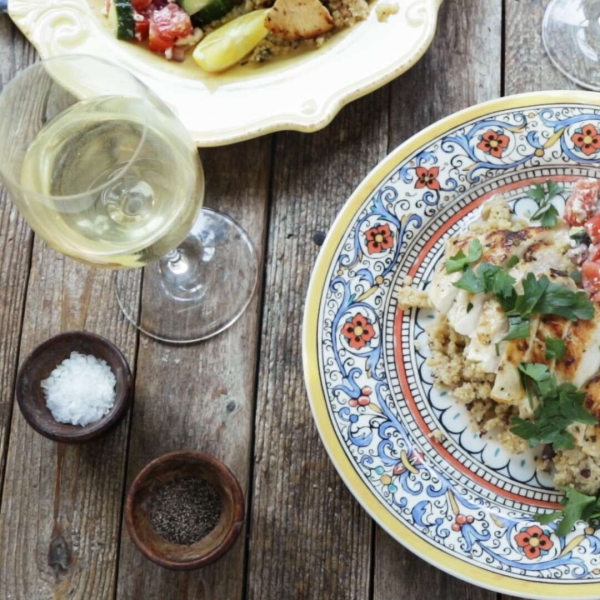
(543, 0, 600, 90)
(115, 208, 258, 344)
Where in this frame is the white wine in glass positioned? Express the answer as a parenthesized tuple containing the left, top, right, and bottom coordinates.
(0, 56, 257, 343)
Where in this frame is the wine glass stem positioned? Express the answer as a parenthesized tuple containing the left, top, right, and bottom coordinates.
(159, 242, 206, 301)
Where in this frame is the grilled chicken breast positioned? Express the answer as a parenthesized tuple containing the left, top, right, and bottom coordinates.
(265, 0, 334, 40)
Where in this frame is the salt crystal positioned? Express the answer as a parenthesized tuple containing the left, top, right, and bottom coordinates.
(41, 351, 117, 426)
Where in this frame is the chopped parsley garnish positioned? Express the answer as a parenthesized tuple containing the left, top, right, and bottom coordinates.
(545, 338, 566, 361)
(504, 316, 530, 340)
(454, 261, 516, 299)
(466, 302, 474, 313)
(570, 271, 583, 285)
(454, 265, 594, 340)
(538, 488, 600, 537)
(445, 240, 483, 274)
(510, 363, 597, 451)
(526, 180, 564, 228)
(570, 228, 591, 246)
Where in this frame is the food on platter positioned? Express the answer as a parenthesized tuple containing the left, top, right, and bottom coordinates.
(400, 178, 600, 532)
(104, 0, 371, 72)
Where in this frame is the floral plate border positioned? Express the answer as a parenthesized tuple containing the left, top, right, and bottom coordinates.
(303, 91, 600, 599)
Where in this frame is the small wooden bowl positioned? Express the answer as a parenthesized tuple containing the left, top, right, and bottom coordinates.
(16, 331, 133, 443)
(125, 451, 245, 570)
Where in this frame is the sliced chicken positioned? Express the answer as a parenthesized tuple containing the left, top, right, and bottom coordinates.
(447, 290, 486, 336)
(265, 0, 334, 40)
(464, 298, 508, 373)
(555, 306, 600, 389)
(491, 316, 540, 414)
(528, 313, 571, 368)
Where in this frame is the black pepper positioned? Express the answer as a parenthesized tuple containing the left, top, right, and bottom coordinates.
(149, 477, 222, 545)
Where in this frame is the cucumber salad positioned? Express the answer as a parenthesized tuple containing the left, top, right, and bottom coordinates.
(105, 0, 371, 72)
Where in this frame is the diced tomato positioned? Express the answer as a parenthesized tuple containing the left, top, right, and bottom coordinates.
(585, 214, 600, 245)
(148, 20, 173, 52)
(132, 0, 153, 10)
(136, 19, 150, 39)
(564, 178, 600, 226)
(588, 244, 600, 262)
(582, 260, 600, 300)
(152, 3, 193, 40)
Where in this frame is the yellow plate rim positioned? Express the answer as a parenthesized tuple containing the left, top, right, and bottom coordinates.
(303, 89, 600, 600)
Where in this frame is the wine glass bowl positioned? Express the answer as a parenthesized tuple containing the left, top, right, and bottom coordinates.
(543, 0, 600, 90)
(0, 55, 204, 269)
(0, 55, 257, 343)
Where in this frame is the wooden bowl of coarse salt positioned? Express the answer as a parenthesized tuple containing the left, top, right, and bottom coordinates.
(16, 331, 133, 443)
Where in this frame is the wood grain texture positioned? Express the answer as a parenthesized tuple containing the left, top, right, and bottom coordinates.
(374, 0, 502, 598)
(504, 0, 572, 94)
(115, 138, 271, 600)
(0, 17, 36, 500)
(0, 242, 141, 599)
(246, 85, 390, 600)
(500, 2, 577, 600)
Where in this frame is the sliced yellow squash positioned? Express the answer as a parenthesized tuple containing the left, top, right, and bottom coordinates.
(193, 9, 269, 73)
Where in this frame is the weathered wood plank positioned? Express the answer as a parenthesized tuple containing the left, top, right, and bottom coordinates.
(115, 139, 271, 600)
(505, 0, 571, 95)
(0, 244, 141, 599)
(500, 1, 575, 599)
(0, 23, 142, 599)
(246, 85, 390, 597)
(0, 17, 37, 499)
(374, 0, 502, 598)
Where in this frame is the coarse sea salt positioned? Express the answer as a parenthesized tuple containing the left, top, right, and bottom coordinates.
(41, 351, 117, 426)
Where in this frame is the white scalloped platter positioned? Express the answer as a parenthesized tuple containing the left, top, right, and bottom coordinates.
(8, 0, 442, 146)
(304, 91, 600, 599)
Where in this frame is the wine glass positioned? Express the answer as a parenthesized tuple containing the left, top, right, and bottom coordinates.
(0, 55, 257, 343)
(543, 0, 600, 89)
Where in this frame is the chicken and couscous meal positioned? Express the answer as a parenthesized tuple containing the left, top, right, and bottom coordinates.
(400, 179, 600, 531)
(105, 0, 377, 72)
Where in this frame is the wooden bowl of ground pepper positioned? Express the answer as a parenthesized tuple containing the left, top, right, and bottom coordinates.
(125, 451, 245, 570)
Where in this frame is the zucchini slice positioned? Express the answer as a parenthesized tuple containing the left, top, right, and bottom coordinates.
(109, 0, 136, 41)
(180, 0, 233, 25)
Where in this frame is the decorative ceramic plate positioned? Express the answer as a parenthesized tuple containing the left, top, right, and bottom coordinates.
(8, 0, 442, 146)
(303, 91, 600, 599)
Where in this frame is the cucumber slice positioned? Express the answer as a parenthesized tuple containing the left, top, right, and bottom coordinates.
(109, 0, 136, 40)
(180, 0, 211, 14)
(193, 9, 269, 72)
(192, 0, 233, 25)
(180, 0, 233, 25)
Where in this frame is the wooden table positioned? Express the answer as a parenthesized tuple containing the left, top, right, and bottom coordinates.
(0, 1, 574, 598)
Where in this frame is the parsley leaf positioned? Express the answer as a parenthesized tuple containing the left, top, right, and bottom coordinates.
(526, 180, 564, 228)
(445, 240, 483, 274)
(506, 255, 520, 269)
(545, 338, 566, 361)
(534, 280, 595, 320)
(571, 229, 591, 246)
(538, 488, 598, 537)
(454, 260, 517, 301)
(510, 364, 597, 451)
(540, 205, 560, 228)
(504, 316, 530, 340)
(570, 271, 583, 285)
(454, 266, 484, 293)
